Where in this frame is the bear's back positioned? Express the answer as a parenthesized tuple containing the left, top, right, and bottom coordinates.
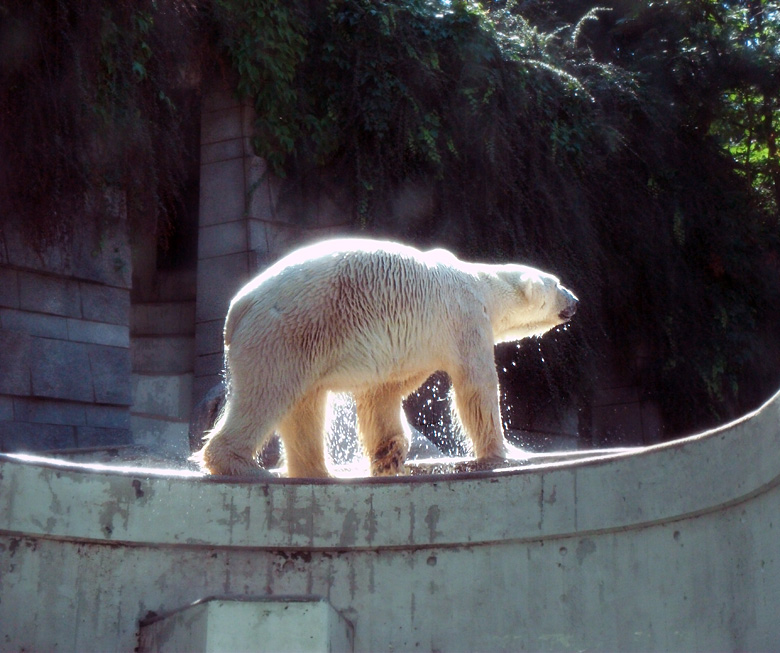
(225, 240, 475, 376)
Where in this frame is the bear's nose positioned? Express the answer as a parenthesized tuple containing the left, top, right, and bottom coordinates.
(558, 290, 578, 320)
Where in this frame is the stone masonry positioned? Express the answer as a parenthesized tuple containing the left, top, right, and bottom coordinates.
(0, 197, 133, 452)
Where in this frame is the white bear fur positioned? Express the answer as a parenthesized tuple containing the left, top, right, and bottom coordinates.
(194, 238, 577, 478)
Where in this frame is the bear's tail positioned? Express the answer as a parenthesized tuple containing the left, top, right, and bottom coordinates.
(219, 292, 257, 416)
(223, 293, 254, 348)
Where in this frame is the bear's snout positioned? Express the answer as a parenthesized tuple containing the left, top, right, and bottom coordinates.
(558, 288, 578, 321)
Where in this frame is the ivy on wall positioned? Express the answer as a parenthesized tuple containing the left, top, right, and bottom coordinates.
(214, 0, 637, 225)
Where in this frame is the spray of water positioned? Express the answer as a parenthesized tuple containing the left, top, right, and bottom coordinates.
(324, 393, 365, 466)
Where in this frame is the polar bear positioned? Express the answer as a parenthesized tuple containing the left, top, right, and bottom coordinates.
(194, 238, 578, 478)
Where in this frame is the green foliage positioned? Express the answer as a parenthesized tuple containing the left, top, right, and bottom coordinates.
(216, 0, 638, 220)
(211, 0, 308, 172)
(599, 0, 780, 215)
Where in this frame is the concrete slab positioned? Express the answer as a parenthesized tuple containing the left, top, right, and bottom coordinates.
(139, 596, 353, 653)
(29, 338, 94, 402)
(199, 158, 246, 227)
(193, 352, 223, 380)
(200, 138, 246, 166)
(0, 308, 69, 339)
(88, 344, 132, 405)
(13, 397, 87, 426)
(198, 220, 248, 260)
(18, 271, 82, 318)
(0, 396, 13, 421)
(201, 105, 244, 145)
(76, 425, 133, 448)
(195, 319, 224, 358)
(79, 282, 130, 326)
(131, 302, 196, 337)
(66, 318, 130, 347)
(131, 336, 195, 375)
(195, 253, 250, 322)
(0, 267, 19, 308)
(0, 421, 77, 451)
(0, 328, 31, 395)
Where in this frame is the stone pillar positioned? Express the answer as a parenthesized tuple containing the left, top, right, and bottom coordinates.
(193, 82, 345, 402)
(194, 79, 354, 404)
(194, 82, 255, 400)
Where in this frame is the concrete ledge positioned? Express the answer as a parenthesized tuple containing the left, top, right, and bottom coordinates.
(2, 388, 780, 651)
(138, 596, 353, 653)
(2, 389, 779, 549)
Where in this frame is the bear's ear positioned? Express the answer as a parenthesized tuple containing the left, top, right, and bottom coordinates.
(493, 267, 537, 304)
(514, 270, 540, 301)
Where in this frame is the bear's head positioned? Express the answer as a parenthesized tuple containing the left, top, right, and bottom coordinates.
(491, 265, 578, 343)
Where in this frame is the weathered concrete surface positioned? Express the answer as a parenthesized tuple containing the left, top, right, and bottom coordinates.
(1, 388, 780, 651)
(138, 596, 353, 653)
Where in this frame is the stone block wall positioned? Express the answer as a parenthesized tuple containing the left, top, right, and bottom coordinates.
(129, 274, 196, 459)
(0, 199, 133, 453)
(195, 85, 253, 400)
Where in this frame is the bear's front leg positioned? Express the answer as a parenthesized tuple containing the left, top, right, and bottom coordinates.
(355, 386, 410, 476)
(450, 350, 506, 461)
(277, 390, 331, 478)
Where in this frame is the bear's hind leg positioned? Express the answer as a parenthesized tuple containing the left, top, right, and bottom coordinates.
(356, 386, 409, 476)
(277, 390, 330, 478)
(196, 395, 276, 476)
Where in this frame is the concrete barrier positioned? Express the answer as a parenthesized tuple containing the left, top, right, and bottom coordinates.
(2, 388, 779, 651)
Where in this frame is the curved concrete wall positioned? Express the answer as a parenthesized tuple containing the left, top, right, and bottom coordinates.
(2, 389, 779, 651)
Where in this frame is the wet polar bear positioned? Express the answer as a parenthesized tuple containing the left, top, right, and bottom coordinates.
(195, 239, 578, 478)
